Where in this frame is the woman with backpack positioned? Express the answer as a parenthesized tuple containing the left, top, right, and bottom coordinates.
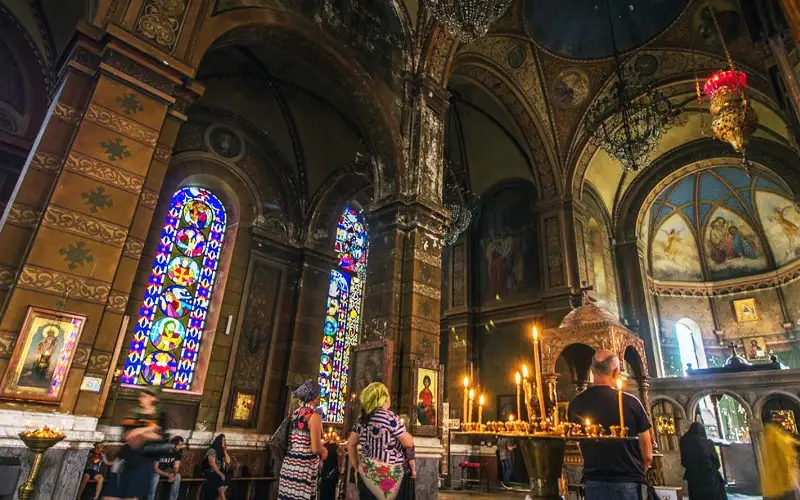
(276, 380, 328, 499)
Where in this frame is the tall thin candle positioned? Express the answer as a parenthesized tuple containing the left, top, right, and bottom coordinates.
(478, 394, 485, 426)
(463, 376, 469, 425)
(515, 372, 522, 424)
(532, 326, 546, 421)
(522, 365, 530, 422)
(550, 380, 559, 426)
(468, 389, 475, 425)
(616, 378, 625, 431)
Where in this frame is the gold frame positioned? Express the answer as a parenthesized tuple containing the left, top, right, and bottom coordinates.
(0, 307, 88, 403)
(733, 298, 759, 323)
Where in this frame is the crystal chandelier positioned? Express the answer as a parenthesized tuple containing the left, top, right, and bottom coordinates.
(583, 0, 680, 173)
(442, 163, 480, 246)
(426, 0, 513, 43)
(699, 7, 758, 160)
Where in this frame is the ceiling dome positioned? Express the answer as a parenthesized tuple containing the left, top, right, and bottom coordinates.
(559, 301, 622, 328)
(524, 0, 688, 59)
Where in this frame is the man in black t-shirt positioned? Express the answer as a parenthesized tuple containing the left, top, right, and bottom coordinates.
(148, 435, 184, 500)
(568, 350, 653, 500)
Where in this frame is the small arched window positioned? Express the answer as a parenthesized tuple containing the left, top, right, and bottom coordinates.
(675, 318, 707, 374)
(122, 187, 228, 390)
(318, 206, 368, 424)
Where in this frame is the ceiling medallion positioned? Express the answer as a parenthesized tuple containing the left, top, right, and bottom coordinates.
(583, 0, 679, 173)
(426, 0, 514, 43)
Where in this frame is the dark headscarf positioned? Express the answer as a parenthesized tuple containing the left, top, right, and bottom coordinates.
(685, 422, 707, 438)
(294, 380, 321, 403)
(681, 422, 718, 475)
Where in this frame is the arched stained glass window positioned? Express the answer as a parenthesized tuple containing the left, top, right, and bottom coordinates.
(122, 187, 227, 390)
(318, 206, 368, 423)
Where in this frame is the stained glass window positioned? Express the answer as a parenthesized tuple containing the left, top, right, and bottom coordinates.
(318, 206, 368, 423)
(122, 187, 227, 391)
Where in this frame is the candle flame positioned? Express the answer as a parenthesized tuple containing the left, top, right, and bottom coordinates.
(585, 418, 591, 426)
(533, 325, 539, 341)
(479, 394, 485, 406)
(616, 378, 623, 390)
(469, 389, 475, 399)
(522, 365, 529, 378)
(509, 414, 515, 422)
(463, 376, 469, 388)
(515, 372, 521, 384)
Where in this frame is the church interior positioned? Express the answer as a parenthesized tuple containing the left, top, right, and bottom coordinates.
(0, 0, 800, 498)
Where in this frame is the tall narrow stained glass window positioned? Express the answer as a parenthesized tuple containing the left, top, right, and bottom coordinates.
(318, 206, 368, 423)
(122, 187, 227, 390)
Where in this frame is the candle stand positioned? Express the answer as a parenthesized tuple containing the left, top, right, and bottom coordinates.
(18, 427, 66, 500)
(453, 426, 635, 500)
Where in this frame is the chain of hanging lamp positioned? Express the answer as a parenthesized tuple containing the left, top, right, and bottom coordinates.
(583, 0, 680, 173)
(426, 0, 514, 42)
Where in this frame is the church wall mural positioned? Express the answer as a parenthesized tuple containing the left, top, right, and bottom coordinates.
(756, 190, 800, 267)
(650, 213, 703, 282)
(478, 320, 530, 421)
(704, 207, 767, 280)
(712, 289, 785, 340)
(477, 183, 539, 304)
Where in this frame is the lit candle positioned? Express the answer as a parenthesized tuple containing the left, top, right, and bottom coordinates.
(515, 372, 522, 424)
(509, 414, 515, 422)
(551, 380, 559, 427)
(478, 394, 485, 426)
(468, 389, 475, 425)
(463, 376, 469, 425)
(616, 378, 625, 432)
(532, 326, 546, 421)
(521, 365, 530, 422)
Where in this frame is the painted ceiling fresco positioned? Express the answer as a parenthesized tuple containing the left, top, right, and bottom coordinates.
(524, 0, 687, 59)
(643, 166, 800, 282)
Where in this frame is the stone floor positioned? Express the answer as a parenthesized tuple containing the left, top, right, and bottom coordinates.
(438, 490, 762, 499)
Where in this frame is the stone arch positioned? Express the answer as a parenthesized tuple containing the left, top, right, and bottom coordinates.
(754, 391, 800, 421)
(304, 161, 373, 250)
(651, 395, 689, 421)
(688, 389, 754, 421)
(623, 345, 646, 379)
(186, 10, 403, 199)
(450, 58, 560, 199)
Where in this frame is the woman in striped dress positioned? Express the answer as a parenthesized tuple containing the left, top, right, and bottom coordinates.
(278, 380, 328, 500)
(346, 382, 416, 500)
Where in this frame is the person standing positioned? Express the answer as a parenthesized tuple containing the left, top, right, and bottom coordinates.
(497, 437, 517, 487)
(102, 386, 173, 500)
(760, 424, 800, 500)
(567, 350, 653, 500)
(277, 380, 328, 500)
(346, 382, 416, 500)
(680, 423, 727, 500)
(148, 436, 184, 500)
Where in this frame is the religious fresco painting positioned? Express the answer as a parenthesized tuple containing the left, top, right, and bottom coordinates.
(704, 207, 766, 280)
(350, 340, 394, 399)
(318, 206, 368, 424)
(650, 213, 703, 281)
(122, 187, 228, 391)
(478, 185, 538, 303)
(745, 337, 768, 360)
(587, 218, 609, 302)
(0, 307, 87, 402)
(756, 190, 800, 266)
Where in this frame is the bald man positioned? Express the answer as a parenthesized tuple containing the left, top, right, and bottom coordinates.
(568, 350, 653, 500)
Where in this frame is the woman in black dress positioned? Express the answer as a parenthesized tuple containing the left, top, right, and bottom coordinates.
(204, 434, 231, 500)
(102, 387, 172, 500)
(680, 422, 728, 500)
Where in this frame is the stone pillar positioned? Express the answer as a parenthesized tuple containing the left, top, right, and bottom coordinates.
(362, 73, 449, 499)
(779, 0, 800, 47)
(615, 240, 660, 375)
(0, 26, 195, 416)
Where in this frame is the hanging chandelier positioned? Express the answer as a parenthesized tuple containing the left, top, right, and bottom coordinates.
(583, 0, 680, 173)
(442, 176, 480, 246)
(699, 8, 758, 160)
(426, 0, 513, 43)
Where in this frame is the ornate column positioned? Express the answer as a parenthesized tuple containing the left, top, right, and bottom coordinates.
(778, 0, 800, 47)
(0, 25, 196, 418)
(362, 73, 449, 499)
(615, 240, 660, 375)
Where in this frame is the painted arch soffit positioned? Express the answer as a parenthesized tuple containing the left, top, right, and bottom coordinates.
(450, 58, 561, 199)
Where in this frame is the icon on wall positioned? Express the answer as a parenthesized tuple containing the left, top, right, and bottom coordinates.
(732, 298, 759, 323)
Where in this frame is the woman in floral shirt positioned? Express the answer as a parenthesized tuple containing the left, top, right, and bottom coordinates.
(347, 382, 416, 500)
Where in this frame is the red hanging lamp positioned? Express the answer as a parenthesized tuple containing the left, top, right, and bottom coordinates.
(700, 7, 758, 160)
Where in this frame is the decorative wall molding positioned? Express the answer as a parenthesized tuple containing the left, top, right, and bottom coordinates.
(106, 291, 128, 313)
(65, 151, 145, 194)
(85, 103, 159, 147)
(18, 265, 110, 303)
(42, 205, 128, 247)
(30, 151, 63, 174)
(122, 237, 145, 259)
(6, 203, 40, 228)
(135, 0, 190, 52)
